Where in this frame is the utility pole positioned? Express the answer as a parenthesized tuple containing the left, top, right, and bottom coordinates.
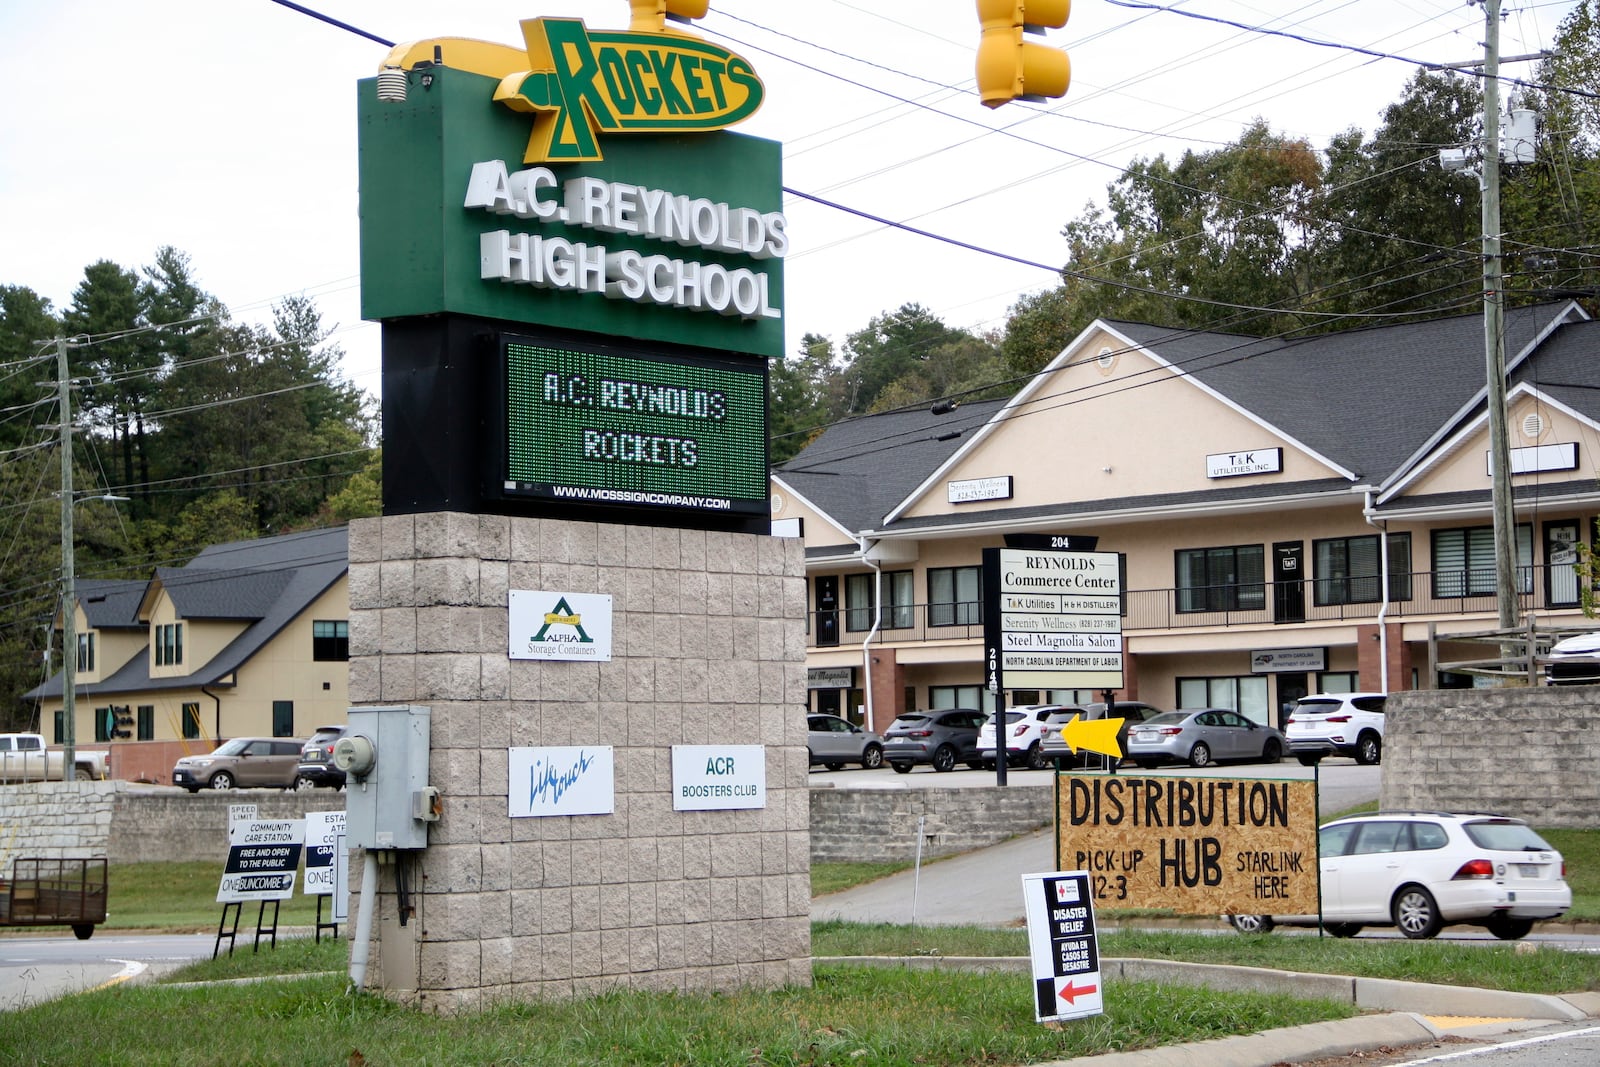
(1481, 0, 1519, 633)
(54, 337, 78, 782)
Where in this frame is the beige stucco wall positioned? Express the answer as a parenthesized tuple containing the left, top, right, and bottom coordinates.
(1396, 395, 1598, 500)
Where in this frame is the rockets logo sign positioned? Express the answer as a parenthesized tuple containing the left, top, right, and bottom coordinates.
(495, 18, 764, 163)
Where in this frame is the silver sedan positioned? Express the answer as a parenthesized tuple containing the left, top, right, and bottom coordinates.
(1126, 709, 1285, 769)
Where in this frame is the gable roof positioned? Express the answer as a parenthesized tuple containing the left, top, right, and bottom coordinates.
(74, 579, 148, 631)
(776, 303, 1594, 540)
(771, 399, 1007, 536)
(28, 525, 349, 701)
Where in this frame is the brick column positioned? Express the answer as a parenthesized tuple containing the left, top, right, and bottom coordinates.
(865, 647, 903, 734)
(1357, 622, 1412, 691)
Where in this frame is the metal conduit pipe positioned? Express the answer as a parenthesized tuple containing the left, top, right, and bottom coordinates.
(348, 850, 380, 990)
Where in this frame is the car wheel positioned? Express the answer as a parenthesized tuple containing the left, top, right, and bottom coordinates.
(1135, 759, 1161, 769)
(1296, 754, 1323, 767)
(1356, 733, 1382, 766)
(1227, 914, 1275, 934)
(293, 775, 318, 791)
(1325, 923, 1363, 938)
(1025, 742, 1048, 771)
(1259, 738, 1282, 764)
(931, 744, 957, 772)
(890, 762, 912, 775)
(209, 771, 235, 791)
(74, 767, 94, 782)
(825, 762, 845, 772)
(1188, 742, 1212, 768)
(1486, 915, 1534, 940)
(183, 786, 200, 794)
(861, 743, 884, 770)
(72, 924, 94, 940)
(966, 761, 986, 770)
(1393, 885, 1442, 939)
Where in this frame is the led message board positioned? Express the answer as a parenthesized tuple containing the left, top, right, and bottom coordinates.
(489, 330, 769, 519)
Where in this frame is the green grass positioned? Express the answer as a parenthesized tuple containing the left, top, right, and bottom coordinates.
(1541, 828, 1600, 920)
(5, 939, 1357, 1067)
(104, 861, 327, 932)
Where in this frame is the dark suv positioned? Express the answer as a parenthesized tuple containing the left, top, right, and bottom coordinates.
(294, 725, 349, 790)
(882, 708, 988, 773)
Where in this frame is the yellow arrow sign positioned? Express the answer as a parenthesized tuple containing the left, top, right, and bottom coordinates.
(1059, 715, 1125, 759)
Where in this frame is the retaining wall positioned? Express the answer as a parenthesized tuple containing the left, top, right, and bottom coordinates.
(808, 782, 1054, 863)
(1381, 687, 1600, 826)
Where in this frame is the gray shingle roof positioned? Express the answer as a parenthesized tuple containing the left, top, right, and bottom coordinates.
(27, 526, 348, 700)
(773, 399, 1007, 533)
(777, 304, 1595, 539)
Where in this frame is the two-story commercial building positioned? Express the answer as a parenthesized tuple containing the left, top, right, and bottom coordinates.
(27, 526, 349, 781)
(773, 302, 1600, 733)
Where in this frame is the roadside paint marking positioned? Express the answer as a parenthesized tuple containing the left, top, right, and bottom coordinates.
(1391, 1023, 1600, 1065)
(1424, 1016, 1518, 1028)
(91, 959, 147, 991)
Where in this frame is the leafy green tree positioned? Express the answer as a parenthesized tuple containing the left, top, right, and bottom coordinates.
(0, 287, 59, 452)
(62, 261, 152, 512)
(838, 303, 971, 415)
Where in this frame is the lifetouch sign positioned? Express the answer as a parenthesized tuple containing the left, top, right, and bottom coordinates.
(495, 18, 764, 163)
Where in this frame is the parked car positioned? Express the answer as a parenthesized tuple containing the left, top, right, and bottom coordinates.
(1126, 709, 1284, 768)
(1285, 693, 1386, 766)
(1225, 811, 1570, 940)
(882, 708, 988, 773)
(807, 714, 884, 771)
(1542, 631, 1600, 685)
(976, 704, 1063, 769)
(1039, 701, 1165, 768)
(172, 737, 306, 792)
(294, 724, 350, 790)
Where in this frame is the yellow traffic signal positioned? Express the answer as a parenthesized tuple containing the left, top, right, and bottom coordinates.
(976, 0, 1071, 109)
(629, 0, 710, 33)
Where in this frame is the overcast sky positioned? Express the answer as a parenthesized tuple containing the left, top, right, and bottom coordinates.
(0, 0, 1579, 398)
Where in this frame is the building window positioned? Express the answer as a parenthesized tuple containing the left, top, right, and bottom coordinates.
(137, 705, 154, 741)
(155, 622, 184, 667)
(1176, 545, 1265, 613)
(882, 570, 914, 630)
(76, 632, 95, 673)
(845, 573, 875, 632)
(272, 700, 294, 738)
(53, 710, 64, 744)
(1432, 525, 1532, 598)
(929, 684, 991, 712)
(181, 701, 201, 740)
(1313, 533, 1412, 606)
(1176, 675, 1271, 723)
(312, 620, 349, 662)
(928, 566, 982, 627)
(94, 706, 112, 743)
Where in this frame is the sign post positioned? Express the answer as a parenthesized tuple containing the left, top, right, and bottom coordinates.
(1022, 870, 1103, 1023)
(984, 545, 1124, 786)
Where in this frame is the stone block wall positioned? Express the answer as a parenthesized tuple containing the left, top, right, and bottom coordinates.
(1381, 688, 1600, 826)
(809, 782, 1053, 863)
(346, 513, 811, 1012)
(0, 782, 117, 862)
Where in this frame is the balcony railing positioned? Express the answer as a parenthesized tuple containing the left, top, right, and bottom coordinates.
(808, 565, 1579, 649)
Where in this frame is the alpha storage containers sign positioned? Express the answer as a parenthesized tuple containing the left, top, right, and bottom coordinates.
(509, 590, 613, 661)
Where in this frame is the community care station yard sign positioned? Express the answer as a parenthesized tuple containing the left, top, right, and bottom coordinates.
(1056, 775, 1319, 916)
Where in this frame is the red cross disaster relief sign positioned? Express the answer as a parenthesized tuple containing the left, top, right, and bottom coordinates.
(1056, 775, 1320, 916)
(218, 819, 305, 903)
(1022, 871, 1103, 1023)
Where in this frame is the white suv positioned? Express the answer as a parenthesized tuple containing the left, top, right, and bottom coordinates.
(976, 704, 1063, 770)
(1285, 692, 1385, 766)
(1226, 811, 1570, 940)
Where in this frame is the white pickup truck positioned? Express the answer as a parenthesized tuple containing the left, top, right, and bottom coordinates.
(0, 733, 109, 782)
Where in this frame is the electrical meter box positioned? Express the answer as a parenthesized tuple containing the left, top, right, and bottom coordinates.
(341, 704, 432, 850)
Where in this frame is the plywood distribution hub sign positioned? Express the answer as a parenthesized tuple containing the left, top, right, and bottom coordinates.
(1055, 774, 1319, 915)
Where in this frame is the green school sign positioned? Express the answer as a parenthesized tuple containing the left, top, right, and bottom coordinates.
(359, 59, 783, 358)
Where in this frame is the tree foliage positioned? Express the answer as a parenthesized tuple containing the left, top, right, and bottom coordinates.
(0, 248, 376, 729)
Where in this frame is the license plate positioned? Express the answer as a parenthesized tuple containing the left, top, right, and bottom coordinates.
(1518, 864, 1541, 877)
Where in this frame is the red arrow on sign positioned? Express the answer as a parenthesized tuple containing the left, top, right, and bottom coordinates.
(1058, 978, 1098, 1004)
